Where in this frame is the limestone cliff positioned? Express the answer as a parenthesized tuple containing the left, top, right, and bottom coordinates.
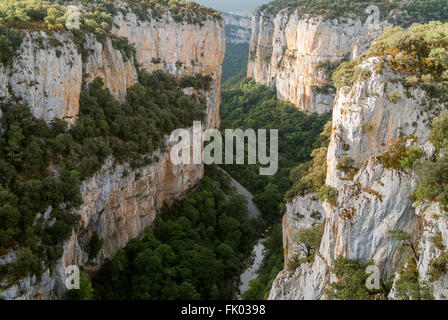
(222, 12, 252, 44)
(281, 193, 325, 268)
(247, 8, 386, 114)
(269, 54, 448, 300)
(0, 3, 225, 300)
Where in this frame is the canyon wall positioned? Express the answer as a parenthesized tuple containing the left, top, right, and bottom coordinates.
(0, 5, 225, 300)
(247, 8, 386, 114)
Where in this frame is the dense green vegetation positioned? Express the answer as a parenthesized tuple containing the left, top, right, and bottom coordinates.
(220, 78, 330, 223)
(0, 25, 23, 66)
(260, 0, 395, 19)
(120, 0, 222, 25)
(429, 252, 448, 281)
(66, 272, 95, 300)
(326, 257, 374, 300)
(259, 0, 448, 27)
(0, 70, 210, 283)
(284, 120, 332, 202)
(92, 166, 259, 300)
(394, 260, 434, 300)
(222, 43, 249, 82)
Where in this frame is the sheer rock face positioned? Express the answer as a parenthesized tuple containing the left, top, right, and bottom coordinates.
(270, 59, 447, 300)
(111, 10, 225, 128)
(282, 193, 325, 268)
(247, 8, 386, 114)
(414, 203, 448, 299)
(0, 10, 225, 127)
(326, 58, 433, 189)
(0, 10, 225, 300)
(268, 193, 326, 300)
(0, 30, 138, 124)
(222, 12, 252, 44)
(0, 31, 84, 123)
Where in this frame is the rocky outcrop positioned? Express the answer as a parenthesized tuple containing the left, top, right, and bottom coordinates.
(247, 8, 386, 113)
(267, 192, 326, 300)
(0, 5, 225, 300)
(1, 138, 205, 299)
(222, 12, 252, 44)
(269, 57, 447, 300)
(111, 10, 225, 128)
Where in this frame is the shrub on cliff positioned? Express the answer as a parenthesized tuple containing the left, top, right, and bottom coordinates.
(400, 146, 425, 170)
(285, 144, 329, 201)
(394, 258, 434, 300)
(387, 228, 434, 300)
(336, 155, 359, 180)
(429, 252, 448, 281)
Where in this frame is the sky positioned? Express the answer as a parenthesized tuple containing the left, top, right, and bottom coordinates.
(194, 0, 271, 13)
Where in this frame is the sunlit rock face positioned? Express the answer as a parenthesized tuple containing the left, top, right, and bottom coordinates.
(248, 8, 387, 114)
(0, 6, 225, 300)
(0, 8, 225, 127)
(269, 57, 447, 300)
(222, 12, 252, 44)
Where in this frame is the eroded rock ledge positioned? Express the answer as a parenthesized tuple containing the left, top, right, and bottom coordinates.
(0, 4, 225, 300)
